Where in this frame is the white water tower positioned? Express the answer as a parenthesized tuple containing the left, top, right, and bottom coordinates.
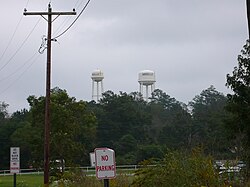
(138, 70, 156, 101)
(91, 69, 104, 101)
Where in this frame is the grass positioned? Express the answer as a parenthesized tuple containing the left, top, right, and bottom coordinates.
(0, 173, 134, 187)
(0, 174, 43, 187)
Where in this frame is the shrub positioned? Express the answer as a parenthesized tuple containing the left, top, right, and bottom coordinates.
(131, 148, 223, 187)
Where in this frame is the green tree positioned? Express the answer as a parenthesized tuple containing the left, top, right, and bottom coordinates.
(189, 86, 229, 158)
(49, 88, 97, 166)
(115, 134, 138, 164)
(226, 40, 250, 160)
(149, 89, 192, 149)
(0, 102, 11, 169)
(11, 121, 39, 168)
(0, 101, 9, 123)
(94, 91, 151, 164)
(9, 109, 32, 168)
(96, 91, 150, 147)
(14, 87, 97, 169)
(136, 144, 164, 163)
(0, 105, 30, 169)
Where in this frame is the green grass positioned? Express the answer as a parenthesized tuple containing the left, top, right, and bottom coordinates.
(0, 171, 135, 187)
(0, 174, 43, 187)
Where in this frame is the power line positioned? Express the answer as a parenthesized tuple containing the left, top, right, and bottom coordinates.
(0, 53, 39, 83)
(0, 54, 41, 96)
(0, 17, 23, 64)
(25, 0, 30, 7)
(0, 18, 41, 73)
(74, 0, 88, 10)
(53, 16, 72, 36)
(0, 0, 31, 68)
(53, 0, 91, 40)
(52, 0, 85, 37)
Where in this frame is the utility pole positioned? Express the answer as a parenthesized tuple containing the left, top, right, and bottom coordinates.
(247, 0, 250, 38)
(23, 4, 76, 187)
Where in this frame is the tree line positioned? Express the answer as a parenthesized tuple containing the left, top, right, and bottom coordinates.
(0, 86, 234, 169)
(0, 40, 249, 173)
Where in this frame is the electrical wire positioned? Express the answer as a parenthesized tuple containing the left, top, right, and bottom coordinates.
(52, 0, 85, 37)
(0, 53, 38, 83)
(0, 0, 31, 65)
(0, 16, 23, 64)
(74, 0, 88, 10)
(52, 0, 91, 40)
(0, 54, 41, 96)
(0, 0, 87, 96)
(0, 18, 41, 73)
(25, 0, 30, 7)
(53, 17, 71, 37)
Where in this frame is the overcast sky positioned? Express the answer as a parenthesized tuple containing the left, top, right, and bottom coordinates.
(0, 0, 248, 113)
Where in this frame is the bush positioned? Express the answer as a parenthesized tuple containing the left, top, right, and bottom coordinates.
(50, 168, 133, 187)
(131, 148, 223, 187)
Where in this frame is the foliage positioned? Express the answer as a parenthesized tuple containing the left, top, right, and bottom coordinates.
(136, 144, 164, 163)
(9, 88, 97, 171)
(0, 85, 241, 172)
(0, 106, 29, 169)
(226, 40, 250, 162)
(131, 149, 223, 187)
(189, 85, 230, 158)
(50, 168, 133, 187)
(95, 91, 151, 153)
(50, 168, 101, 187)
(149, 89, 192, 149)
(0, 101, 9, 121)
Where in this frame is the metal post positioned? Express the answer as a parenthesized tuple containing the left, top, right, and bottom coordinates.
(13, 173, 16, 187)
(104, 179, 109, 187)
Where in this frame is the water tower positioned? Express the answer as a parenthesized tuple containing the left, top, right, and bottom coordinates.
(91, 69, 104, 101)
(138, 70, 156, 101)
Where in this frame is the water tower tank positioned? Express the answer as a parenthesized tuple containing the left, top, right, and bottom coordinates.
(91, 69, 104, 101)
(138, 70, 156, 101)
(138, 70, 156, 85)
(91, 69, 104, 82)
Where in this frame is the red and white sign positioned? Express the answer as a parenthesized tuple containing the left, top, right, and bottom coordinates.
(95, 148, 116, 179)
(10, 147, 20, 173)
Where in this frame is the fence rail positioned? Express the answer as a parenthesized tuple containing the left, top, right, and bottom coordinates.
(0, 165, 144, 176)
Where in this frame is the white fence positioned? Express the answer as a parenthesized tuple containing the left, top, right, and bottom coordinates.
(0, 165, 141, 176)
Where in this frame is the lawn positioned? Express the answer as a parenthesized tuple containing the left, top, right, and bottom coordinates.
(0, 171, 134, 187)
(0, 174, 43, 187)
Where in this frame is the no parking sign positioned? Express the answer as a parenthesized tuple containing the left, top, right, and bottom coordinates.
(10, 147, 20, 173)
(95, 148, 116, 179)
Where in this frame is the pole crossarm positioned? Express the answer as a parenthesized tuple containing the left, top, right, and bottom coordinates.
(23, 11, 76, 16)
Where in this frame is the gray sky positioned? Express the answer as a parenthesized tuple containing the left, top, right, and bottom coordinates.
(0, 0, 247, 113)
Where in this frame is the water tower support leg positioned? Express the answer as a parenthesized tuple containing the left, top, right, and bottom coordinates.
(101, 81, 104, 95)
(97, 82, 99, 101)
(92, 81, 94, 100)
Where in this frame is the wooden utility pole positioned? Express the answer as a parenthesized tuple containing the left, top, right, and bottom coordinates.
(23, 4, 76, 187)
(247, 0, 250, 38)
